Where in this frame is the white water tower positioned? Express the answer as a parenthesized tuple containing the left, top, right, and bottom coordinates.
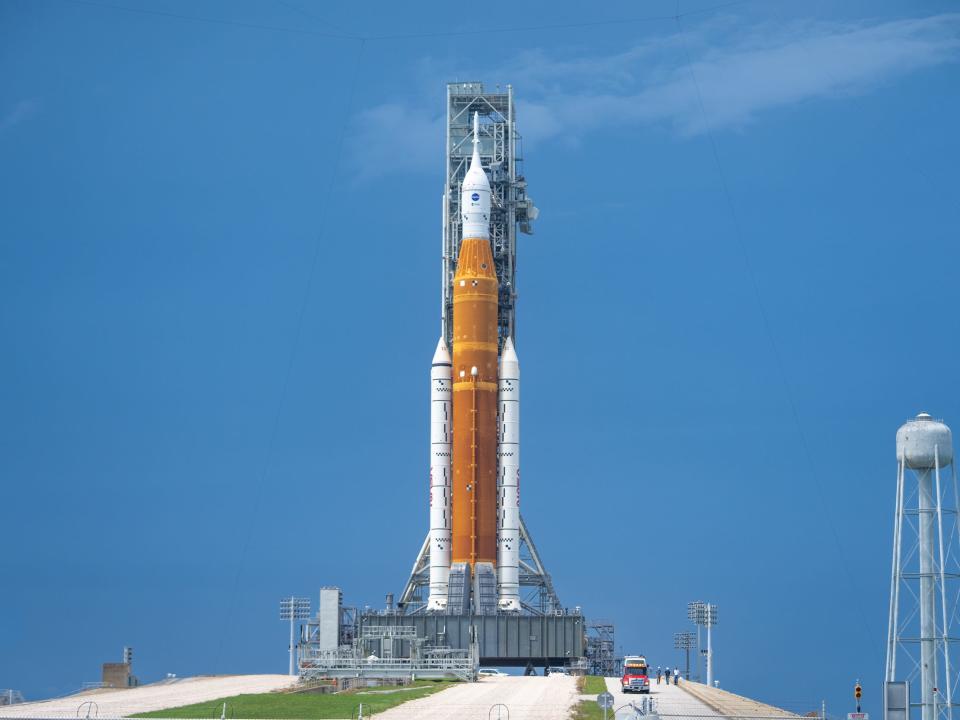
(887, 413, 959, 720)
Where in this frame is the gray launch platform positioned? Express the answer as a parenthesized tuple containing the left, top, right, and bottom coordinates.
(299, 590, 588, 679)
(357, 612, 585, 668)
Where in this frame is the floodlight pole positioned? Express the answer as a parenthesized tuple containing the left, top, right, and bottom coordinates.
(696, 625, 701, 681)
(706, 610, 713, 687)
(288, 611, 296, 676)
(674, 631, 696, 681)
(280, 596, 310, 677)
(688, 600, 717, 687)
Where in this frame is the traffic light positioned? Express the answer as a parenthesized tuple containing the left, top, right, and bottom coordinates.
(856, 683, 863, 700)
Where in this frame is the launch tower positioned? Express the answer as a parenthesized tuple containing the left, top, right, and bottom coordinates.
(441, 82, 539, 353)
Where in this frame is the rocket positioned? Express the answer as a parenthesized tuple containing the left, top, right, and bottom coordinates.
(450, 112, 498, 578)
(427, 113, 522, 613)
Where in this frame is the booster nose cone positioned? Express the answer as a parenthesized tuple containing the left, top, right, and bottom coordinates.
(461, 112, 491, 240)
(501, 336, 519, 366)
(432, 337, 451, 365)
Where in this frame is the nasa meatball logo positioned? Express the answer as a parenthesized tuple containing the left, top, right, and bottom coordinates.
(471, 192, 480, 201)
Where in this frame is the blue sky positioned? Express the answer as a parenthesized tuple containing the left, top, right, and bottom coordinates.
(1, 0, 959, 715)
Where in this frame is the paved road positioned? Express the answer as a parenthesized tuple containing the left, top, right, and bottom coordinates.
(375, 675, 578, 720)
(604, 676, 719, 720)
(678, 680, 800, 718)
(0, 675, 297, 718)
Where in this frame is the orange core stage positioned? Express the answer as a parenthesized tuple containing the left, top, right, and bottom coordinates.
(450, 236, 499, 567)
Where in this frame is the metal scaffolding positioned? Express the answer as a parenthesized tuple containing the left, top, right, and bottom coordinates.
(441, 81, 538, 351)
(299, 613, 476, 681)
(586, 621, 618, 676)
(300, 630, 475, 682)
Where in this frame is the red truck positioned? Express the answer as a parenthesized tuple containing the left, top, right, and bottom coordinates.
(621, 655, 651, 694)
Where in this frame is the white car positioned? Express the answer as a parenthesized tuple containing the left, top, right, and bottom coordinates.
(478, 668, 508, 677)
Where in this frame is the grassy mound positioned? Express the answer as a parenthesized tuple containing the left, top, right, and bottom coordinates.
(132, 681, 456, 719)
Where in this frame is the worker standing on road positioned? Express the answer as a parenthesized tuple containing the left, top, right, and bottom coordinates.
(673, 667, 680, 685)
(656, 666, 662, 684)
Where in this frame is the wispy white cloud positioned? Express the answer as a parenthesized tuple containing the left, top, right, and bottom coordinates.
(348, 13, 960, 179)
(349, 102, 445, 181)
(0, 99, 40, 134)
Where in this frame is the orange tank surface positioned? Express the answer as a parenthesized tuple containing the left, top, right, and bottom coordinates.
(450, 236, 499, 567)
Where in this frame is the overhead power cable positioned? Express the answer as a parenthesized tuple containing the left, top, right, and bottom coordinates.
(276, 0, 352, 35)
(364, 0, 751, 40)
(60, 0, 752, 42)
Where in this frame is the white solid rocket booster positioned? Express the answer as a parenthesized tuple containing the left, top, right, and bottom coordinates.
(497, 337, 521, 611)
(428, 337, 452, 610)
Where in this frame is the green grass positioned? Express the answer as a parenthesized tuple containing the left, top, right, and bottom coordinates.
(571, 677, 614, 720)
(571, 699, 610, 720)
(132, 682, 456, 719)
(582, 676, 608, 695)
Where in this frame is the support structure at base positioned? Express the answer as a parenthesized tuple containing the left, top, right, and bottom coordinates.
(299, 593, 586, 680)
(399, 515, 561, 616)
